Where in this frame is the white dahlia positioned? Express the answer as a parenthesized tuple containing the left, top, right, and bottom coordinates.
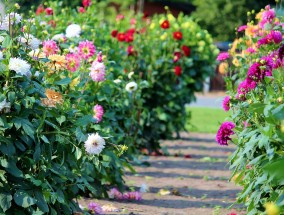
(66, 24, 81, 38)
(9, 58, 31, 77)
(52, 33, 65, 41)
(125, 81, 138, 92)
(19, 34, 41, 50)
(84, 133, 105, 155)
(5, 12, 22, 24)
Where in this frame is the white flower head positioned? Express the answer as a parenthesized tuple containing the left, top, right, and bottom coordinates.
(84, 133, 105, 155)
(4, 12, 22, 25)
(0, 99, 11, 113)
(0, 51, 3, 60)
(28, 49, 46, 59)
(125, 81, 138, 92)
(39, 21, 47, 26)
(52, 33, 65, 41)
(128, 71, 134, 79)
(0, 36, 4, 43)
(19, 34, 41, 50)
(113, 79, 122, 84)
(9, 57, 31, 77)
(66, 24, 81, 38)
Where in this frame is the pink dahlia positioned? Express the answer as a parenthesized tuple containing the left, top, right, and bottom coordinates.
(217, 52, 230, 61)
(222, 96, 230, 112)
(89, 61, 106, 82)
(237, 79, 256, 100)
(109, 188, 123, 200)
(93, 104, 104, 123)
(216, 121, 235, 146)
(247, 62, 264, 83)
(267, 30, 282, 44)
(96, 51, 103, 62)
(88, 202, 103, 214)
(66, 53, 80, 72)
(123, 191, 142, 201)
(42, 40, 58, 56)
(245, 47, 256, 54)
(237, 25, 247, 32)
(78, 40, 96, 60)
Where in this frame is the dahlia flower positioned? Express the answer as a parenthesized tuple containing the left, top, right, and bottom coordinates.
(0, 99, 11, 113)
(19, 34, 41, 50)
(52, 33, 66, 42)
(236, 79, 256, 100)
(181, 45, 191, 56)
(93, 104, 104, 123)
(125, 81, 138, 92)
(78, 40, 96, 59)
(66, 53, 80, 72)
(42, 40, 58, 56)
(88, 202, 102, 214)
(84, 133, 105, 155)
(89, 61, 106, 82)
(117, 33, 125, 42)
(174, 66, 182, 76)
(123, 191, 142, 201)
(173, 52, 181, 63)
(217, 52, 230, 61)
(9, 57, 31, 76)
(109, 188, 123, 200)
(65, 24, 81, 38)
(237, 25, 247, 32)
(161, 20, 170, 29)
(222, 96, 230, 112)
(173, 31, 183, 40)
(216, 121, 235, 145)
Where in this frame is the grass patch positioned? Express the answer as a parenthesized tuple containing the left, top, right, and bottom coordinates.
(186, 107, 230, 134)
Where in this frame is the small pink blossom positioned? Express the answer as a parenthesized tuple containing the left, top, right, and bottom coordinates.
(42, 40, 58, 56)
(124, 191, 142, 201)
(116, 14, 124, 22)
(89, 61, 106, 82)
(109, 188, 123, 200)
(222, 96, 230, 112)
(246, 47, 256, 54)
(237, 25, 247, 32)
(78, 40, 96, 60)
(217, 52, 230, 61)
(93, 104, 104, 123)
(66, 53, 80, 72)
(88, 202, 103, 214)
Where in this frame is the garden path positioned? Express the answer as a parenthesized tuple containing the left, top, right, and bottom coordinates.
(79, 132, 246, 215)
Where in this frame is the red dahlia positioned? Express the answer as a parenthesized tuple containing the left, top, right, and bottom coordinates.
(181, 45, 191, 56)
(161, 20, 170, 29)
(117, 33, 125, 42)
(127, 45, 136, 56)
(45, 7, 53, 15)
(174, 66, 182, 76)
(111, 30, 118, 38)
(173, 52, 181, 63)
(173, 31, 183, 40)
(36, 4, 45, 15)
(82, 0, 92, 7)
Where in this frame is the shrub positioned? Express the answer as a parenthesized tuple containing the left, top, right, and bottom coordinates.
(217, 4, 284, 214)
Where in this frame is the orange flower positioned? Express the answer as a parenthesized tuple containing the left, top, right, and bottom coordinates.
(41, 89, 63, 107)
(45, 54, 66, 74)
(245, 24, 257, 37)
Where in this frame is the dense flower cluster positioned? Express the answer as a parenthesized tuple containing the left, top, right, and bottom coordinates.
(216, 121, 235, 145)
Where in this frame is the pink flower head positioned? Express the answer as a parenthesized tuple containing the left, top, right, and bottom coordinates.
(279, 44, 284, 60)
(259, 6, 275, 29)
(173, 52, 181, 63)
(89, 61, 106, 82)
(42, 40, 58, 56)
(127, 45, 136, 56)
(222, 96, 230, 112)
(45, 7, 53, 15)
(93, 104, 104, 123)
(125, 191, 142, 201)
(237, 79, 256, 100)
(88, 202, 103, 214)
(247, 62, 264, 83)
(78, 40, 96, 60)
(237, 25, 247, 32)
(96, 51, 103, 62)
(78, 7, 85, 13)
(109, 188, 123, 200)
(216, 121, 235, 146)
(66, 53, 80, 72)
(267, 30, 282, 44)
(217, 52, 230, 61)
(245, 47, 256, 54)
(82, 0, 92, 7)
(130, 18, 137, 25)
(116, 14, 125, 22)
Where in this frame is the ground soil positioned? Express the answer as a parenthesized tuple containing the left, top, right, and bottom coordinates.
(79, 132, 246, 215)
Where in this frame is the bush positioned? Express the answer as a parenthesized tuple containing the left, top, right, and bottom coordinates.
(217, 4, 284, 214)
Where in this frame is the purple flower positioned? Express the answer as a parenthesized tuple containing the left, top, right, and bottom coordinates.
(216, 122, 235, 145)
(237, 79, 256, 100)
(89, 61, 106, 82)
(247, 62, 264, 83)
(222, 96, 230, 112)
(237, 25, 247, 32)
(217, 52, 230, 61)
(109, 188, 123, 200)
(278, 44, 284, 61)
(88, 202, 103, 214)
(123, 191, 142, 201)
(93, 104, 104, 123)
(246, 47, 256, 54)
(267, 30, 282, 44)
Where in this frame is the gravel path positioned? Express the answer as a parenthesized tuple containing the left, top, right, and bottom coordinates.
(79, 132, 245, 215)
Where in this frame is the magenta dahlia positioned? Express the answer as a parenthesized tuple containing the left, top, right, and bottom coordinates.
(78, 40, 96, 60)
(222, 96, 230, 112)
(216, 122, 235, 146)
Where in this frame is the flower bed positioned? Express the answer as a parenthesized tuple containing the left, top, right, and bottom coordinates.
(217, 4, 284, 215)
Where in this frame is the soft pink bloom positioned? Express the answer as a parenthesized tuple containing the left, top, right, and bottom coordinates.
(116, 14, 124, 22)
(217, 52, 230, 61)
(109, 188, 123, 200)
(88, 202, 103, 214)
(237, 25, 247, 32)
(246, 47, 256, 54)
(66, 53, 80, 72)
(42, 40, 58, 56)
(45, 7, 53, 15)
(89, 61, 106, 82)
(96, 51, 103, 62)
(130, 18, 137, 25)
(78, 40, 96, 60)
(124, 191, 142, 201)
(78, 7, 85, 13)
(216, 122, 235, 146)
(222, 96, 230, 112)
(257, 30, 282, 47)
(93, 104, 104, 123)
(259, 6, 275, 29)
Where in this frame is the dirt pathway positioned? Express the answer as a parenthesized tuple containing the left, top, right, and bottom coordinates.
(79, 132, 245, 215)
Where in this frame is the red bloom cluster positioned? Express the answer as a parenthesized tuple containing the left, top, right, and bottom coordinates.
(172, 45, 191, 76)
(82, 0, 92, 7)
(173, 31, 183, 40)
(112, 29, 136, 43)
(36, 4, 53, 16)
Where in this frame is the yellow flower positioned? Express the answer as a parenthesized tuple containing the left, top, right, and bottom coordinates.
(245, 24, 257, 37)
(46, 54, 66, 74)
(167, 13, 176, 22)
(160, 32, 168, 40)
(232, 58, 240, 67)
(70, 77, 80, 89)
(219, 62, 229, 75)
(265, 202, 280, 215)
(255, 11, 263, 20)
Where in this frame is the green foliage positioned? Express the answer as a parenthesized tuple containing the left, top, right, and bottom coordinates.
(191, 0, 274, 41)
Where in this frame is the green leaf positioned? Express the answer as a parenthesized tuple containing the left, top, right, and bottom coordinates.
(56, 116, 66, 126)
(33, 144, 41, 162)
(75, 127, 86, 143)
(75, 147, 82, 160)
(1, 159, 23, 178)
(34, 191, 49, 213)
(54, 77, 71, 85)
(0, 193, 12, 212)
(2, 36, 11, 48)
(14, 191, 36, 208)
